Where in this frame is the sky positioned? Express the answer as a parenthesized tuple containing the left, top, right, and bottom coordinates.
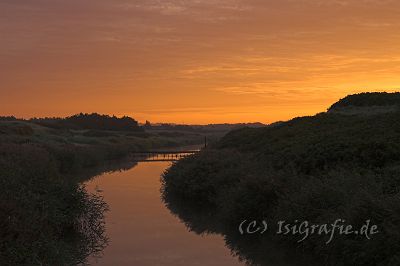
(1, 0, 400, 124)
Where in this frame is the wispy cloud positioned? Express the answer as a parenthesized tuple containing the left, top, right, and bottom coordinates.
(2, 0, 400, 122)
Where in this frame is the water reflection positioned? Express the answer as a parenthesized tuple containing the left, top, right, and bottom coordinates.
(73, 188, 109, 265)
(85, 161, 242, 266)
(75, 158, 139, 183)
(74, 158, 140, 265)
(162, 190, 314, 266)
(81, 150, 311, 266)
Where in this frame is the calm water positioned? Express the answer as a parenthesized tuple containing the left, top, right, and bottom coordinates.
(85, 161, 243, 266)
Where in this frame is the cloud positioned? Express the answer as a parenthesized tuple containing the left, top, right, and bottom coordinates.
(2, 0, 400, 122)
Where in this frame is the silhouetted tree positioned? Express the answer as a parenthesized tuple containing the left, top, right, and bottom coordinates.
(30, 113, 143, 132)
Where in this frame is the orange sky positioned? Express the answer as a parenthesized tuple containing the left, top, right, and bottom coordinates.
(1, 0, 400, 124)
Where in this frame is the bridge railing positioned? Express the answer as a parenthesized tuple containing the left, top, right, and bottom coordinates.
(130, 150, 199, 162)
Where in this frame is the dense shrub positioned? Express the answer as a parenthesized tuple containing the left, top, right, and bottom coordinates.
(163, 149, 250, 206)
(162, 94, 400, 266)
(329, 92, 400, 111)
(0, 143, 108, 265)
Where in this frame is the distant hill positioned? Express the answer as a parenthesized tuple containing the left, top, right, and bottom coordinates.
(144, 122, 265, 132)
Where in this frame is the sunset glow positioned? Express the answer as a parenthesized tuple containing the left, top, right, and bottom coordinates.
(1, 0, 400, 123)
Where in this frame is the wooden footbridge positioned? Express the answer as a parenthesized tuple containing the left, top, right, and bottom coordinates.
(131, 150, 200, 162)
(131, 137, 206, 162)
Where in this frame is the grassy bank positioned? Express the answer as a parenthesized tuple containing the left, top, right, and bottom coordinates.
(162, 93, 400, 266)
(0, 116, 206, 264)
(0, 143, 108, 265)
(0, 113, 244, 264)
(0, 119, 130, 264)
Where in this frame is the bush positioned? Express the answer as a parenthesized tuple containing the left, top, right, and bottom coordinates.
(0, 143, 108, 265)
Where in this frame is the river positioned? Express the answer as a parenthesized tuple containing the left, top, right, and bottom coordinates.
(85, 160, 244, 266)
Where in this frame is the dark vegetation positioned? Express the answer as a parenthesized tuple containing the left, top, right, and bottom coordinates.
(0, 116, 17, 122)
(31, 113, 142, 131)
(0, 143, 108, 265)
(329, 92, 400, 110)
(2, 113, 250, 149)
(162, 92, 400, 266)
(0, 115, 143, 265)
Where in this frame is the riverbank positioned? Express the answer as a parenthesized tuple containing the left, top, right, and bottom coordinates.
(0, 119, 215, 265)
(0, 142, 109, 265)
(162, 93, 400, 266)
